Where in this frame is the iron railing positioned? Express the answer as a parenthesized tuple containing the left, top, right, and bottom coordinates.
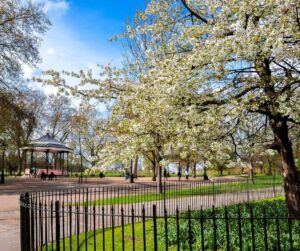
(20, 176, 294, 251)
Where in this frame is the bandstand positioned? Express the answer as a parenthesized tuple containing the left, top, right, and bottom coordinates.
(21, 133, 72, 177)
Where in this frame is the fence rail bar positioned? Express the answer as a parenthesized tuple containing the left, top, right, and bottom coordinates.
(19, 176, 300, 251)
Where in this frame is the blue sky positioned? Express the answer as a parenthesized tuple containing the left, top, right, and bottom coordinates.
(25, 0, 149, 93)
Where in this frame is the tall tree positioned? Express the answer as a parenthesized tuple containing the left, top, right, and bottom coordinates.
(39, 0, 300, 216)
(73, 102, 108, 168)
(0, 0, 50, 89)
(41, 94, 75, 142)
(127, 0, 300, 216)
(1, 88, 44, 173)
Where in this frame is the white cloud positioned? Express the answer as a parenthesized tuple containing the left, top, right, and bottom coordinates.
(32, 3, 123, 103)
(46, 48, 56, 55)
(44, 1, 69, 12)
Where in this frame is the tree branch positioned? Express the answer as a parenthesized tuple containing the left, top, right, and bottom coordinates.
(181, 0, 208, 23)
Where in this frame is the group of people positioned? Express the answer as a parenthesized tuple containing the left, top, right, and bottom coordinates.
(122, 168, 209, 181)
(163, 169, 171, 180)
(163, 169, 190, 181)
(40, 171, 55, 180)
(176, 170, 190, 180)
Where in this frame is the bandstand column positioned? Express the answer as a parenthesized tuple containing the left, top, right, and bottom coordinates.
(62, 152, 65, 174)
(46, 150, 49, 175)
(59, 152, 62, 170)
(30, 150, 34, 177)
(67, 152, 69, 176)
(24, 150, 27, 172)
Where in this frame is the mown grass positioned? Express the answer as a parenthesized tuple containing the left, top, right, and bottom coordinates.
(78, 176, 282, 206)
(46, 197, 297, 251)
(42, 218, 170, 251)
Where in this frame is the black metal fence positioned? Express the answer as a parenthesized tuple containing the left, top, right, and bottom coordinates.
(20, 177, 297, 251)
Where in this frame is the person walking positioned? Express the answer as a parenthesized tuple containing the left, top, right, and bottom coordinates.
(177, 170, 182, 181)
(163, 168, 168, 181)
(185, 169, 189, 180)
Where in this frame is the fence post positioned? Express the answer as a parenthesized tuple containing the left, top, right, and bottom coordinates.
(20, 192, 31, 251)
(200, 207, 204, 251)
(142, 206, 146, 251)
(153, 205, 158, 251)
(188, 207, 192, 251)
(247, 177, 250, 203)
(176, 207, 180, 251)
(273, 175, 276, 197)
(121, 207, 125, 251)
(249, 205, 255, 251)
(213, 182, 215, 206)
(163, 181, 166, 210)
(212, 206, 217, 251)
(55, 201, 60, 251)
(237, 206, 243, 251)
(224, 207, 230, 251)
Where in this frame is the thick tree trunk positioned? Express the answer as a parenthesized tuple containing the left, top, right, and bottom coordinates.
(270, 119, 300, 218)
(186, 160, 190, 180)
(152, 164, 157, 181)
(193, 162, 197, 178)
(129, 159, 134, 183)
(203, 166, 208, 180)
(156, 157, 163, 193)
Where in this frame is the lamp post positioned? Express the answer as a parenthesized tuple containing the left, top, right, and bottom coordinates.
(0, 142, 7, 184)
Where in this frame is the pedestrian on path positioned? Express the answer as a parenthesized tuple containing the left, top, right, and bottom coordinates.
(185, 170, 189, 180)
(177, 170, 182, 181)
(163, 168, 168, 181)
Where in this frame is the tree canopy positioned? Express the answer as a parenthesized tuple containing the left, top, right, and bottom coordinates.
(0, 0, 50, 89)
(40, 0, 300, 216)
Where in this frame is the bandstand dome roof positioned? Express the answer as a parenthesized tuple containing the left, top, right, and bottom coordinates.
(21, 133, 73, 153)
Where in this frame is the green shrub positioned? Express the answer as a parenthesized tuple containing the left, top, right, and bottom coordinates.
(159, 199, 300, 250)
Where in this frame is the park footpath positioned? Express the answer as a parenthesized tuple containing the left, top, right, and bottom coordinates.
(0, 176, 281, 251)
(0, 177, 129, 251)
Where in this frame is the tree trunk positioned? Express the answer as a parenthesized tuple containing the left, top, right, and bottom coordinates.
(152, 164, 157, 181)
(17, 148, 21, 175)
(130, 159, 134, 183)
(203, 164, 208, 180)
(267, 156, 273, 176)
(146, 152, 157, 181)
(193, 162, 197, 178)
(156, 157, 163, 193)
(249, 156, 254, 183)
(186, 160, 190, 180)
(270, 119, 300, 218)
(133, 156, 138, 177)
(178, 162, 182, 181)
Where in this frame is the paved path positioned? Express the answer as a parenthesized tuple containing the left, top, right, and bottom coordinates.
(0, 176, 279, 251)
(0, 176, 204, 251)
(0, 177, 132, 251)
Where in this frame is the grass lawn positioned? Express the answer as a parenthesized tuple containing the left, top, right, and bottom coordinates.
(43, 217, 169, 251)
(46, 196, 300, 251)
(80, 176, 282, 206)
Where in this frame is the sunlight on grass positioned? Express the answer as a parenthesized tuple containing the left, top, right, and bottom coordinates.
(78, 176, 282, 206)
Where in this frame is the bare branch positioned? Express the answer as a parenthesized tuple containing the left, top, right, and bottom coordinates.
(181, 0, 208, 23)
